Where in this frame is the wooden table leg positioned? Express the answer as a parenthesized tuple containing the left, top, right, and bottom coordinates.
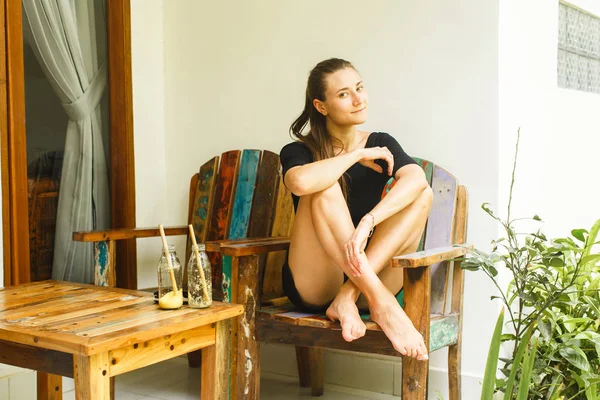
(37, 372, 62, 400)
(201, 320, 228, 400)
(73, 353, 110, 400)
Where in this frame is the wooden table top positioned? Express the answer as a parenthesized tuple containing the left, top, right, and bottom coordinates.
(0, 280, 243, 356)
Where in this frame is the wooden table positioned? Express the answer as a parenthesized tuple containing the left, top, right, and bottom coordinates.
(0, 280, 243, 399)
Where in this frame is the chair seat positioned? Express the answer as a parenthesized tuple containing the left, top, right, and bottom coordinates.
(259, 299, 459, 352)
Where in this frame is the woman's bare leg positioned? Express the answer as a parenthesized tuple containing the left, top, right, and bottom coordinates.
(304, 182, 431, 359)
(354, 187, 433, 308)
(323, 187, 432, 359)
(287, 184, 365, 342)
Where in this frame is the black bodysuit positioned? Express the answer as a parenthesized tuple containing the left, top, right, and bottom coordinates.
(279, 132, 417, 311)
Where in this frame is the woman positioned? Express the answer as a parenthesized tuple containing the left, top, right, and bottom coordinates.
(280, 58, 432, 361)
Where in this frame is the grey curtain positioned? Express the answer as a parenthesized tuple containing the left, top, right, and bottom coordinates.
(23, 0, 110, 283)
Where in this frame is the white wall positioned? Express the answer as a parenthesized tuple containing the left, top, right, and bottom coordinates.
(130, 0, 169, 289)
(156, 1, 500, 398)
(499, 0, 600, 239)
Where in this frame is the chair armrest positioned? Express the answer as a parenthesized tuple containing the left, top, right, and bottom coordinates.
(392, 244, 473, 268)
(206, 237, 290, 256)
(73, 226, 189, 242)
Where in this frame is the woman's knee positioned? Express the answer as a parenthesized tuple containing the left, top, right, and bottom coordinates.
(418, 186, 433, 211)
(310, 182, 344, 209)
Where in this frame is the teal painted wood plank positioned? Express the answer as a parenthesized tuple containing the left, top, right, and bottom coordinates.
(223, 150, 259, 305)
(426, 166, 458, 314)
(229, 150, 260, 240)
(429, 315, 460, 352)
(222, 255, 233, 303)
(94, 241, 109, 287)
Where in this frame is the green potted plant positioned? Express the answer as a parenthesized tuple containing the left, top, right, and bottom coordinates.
(462, 130, 600, 399)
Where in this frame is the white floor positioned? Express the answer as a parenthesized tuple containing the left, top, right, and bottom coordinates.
(58, 356, 386, 400)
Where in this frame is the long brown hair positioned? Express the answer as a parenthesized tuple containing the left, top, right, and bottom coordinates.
(289, 58, 356, 196)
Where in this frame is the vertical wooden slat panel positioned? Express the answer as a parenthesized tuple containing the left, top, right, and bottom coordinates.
(221, 149, 260, 302)
(247, 151, 280, 299)
(94, 241, 109, 287)
(448, 185, 468, 400)
(235, 254, 261, 400)
(262, 174, 295, 297)
(186, 156, 219, 267)
(228, 255, 240, 399)
(228, 150, 260, 240)
(247, 150, 280, 238)
(185, 160, 217, 369)
(1, 0, 11, 286)
(402, 266, 430, 399)
(2, 0, 30, 285)
(207, 151, 240, 300)
(424, 165, 457, 315)
(107, 0, 137, 290)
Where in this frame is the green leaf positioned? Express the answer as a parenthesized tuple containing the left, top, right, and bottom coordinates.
(581, 254, 600, 267)
(558, 346, 590, 371)
(518, 292, 536, 303)
(586, 383, 598, 400)
(516, 338, 538, 400)
(538, 317, 552, 341)
(501, 333, 516, 342)
(550, 257, 565, 268)
(545, 373, 564, 400)
(503, 325, 535, 400)
(482, 203, 501, 222)
(572, 229, 588, 242)
(481, 309, 504, 400)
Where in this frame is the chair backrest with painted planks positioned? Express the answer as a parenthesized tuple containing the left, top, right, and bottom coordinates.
(187, 149, 292, 301)
(190, 150, 465, 314)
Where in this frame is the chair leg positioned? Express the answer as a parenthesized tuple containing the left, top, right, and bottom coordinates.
(402, 357, 429, 400)
(448, 343, 461, 400)
(295, 346, 312, 387)
(187, 350, 202, 368)
(308, 347, 324, 397)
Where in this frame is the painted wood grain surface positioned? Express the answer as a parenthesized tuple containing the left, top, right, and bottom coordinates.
(0, 281, 242, 356)
(207, 151, 241, 300)
(229, 150, 260, 240)
(425, 165, 458, 315)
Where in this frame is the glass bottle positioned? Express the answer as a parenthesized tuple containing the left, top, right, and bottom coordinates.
(187, 243, 212, 308)
(157, 245, 184, 309)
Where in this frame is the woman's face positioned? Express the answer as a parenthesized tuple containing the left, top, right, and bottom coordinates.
(314, 67, 369, 127)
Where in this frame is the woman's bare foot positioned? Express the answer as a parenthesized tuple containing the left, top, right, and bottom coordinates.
(370, 292, 428, 360)
(326, 294, 367, 342)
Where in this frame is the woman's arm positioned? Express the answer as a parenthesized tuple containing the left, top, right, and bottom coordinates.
(366, 164, 429, 226)
(285, 147, 394, 197)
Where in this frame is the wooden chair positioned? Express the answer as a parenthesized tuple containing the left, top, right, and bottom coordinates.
(74, 149, 469, 400)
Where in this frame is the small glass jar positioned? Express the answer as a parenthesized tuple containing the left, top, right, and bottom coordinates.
(157, 245, 184, 309)
(187, 243, 212, 308)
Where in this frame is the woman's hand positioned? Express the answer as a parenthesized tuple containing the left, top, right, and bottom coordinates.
(344, 215, 374, 277)
(355, 147, 394, 176)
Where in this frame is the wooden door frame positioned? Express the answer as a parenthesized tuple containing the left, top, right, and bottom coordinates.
(1, 0, 137, 288)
